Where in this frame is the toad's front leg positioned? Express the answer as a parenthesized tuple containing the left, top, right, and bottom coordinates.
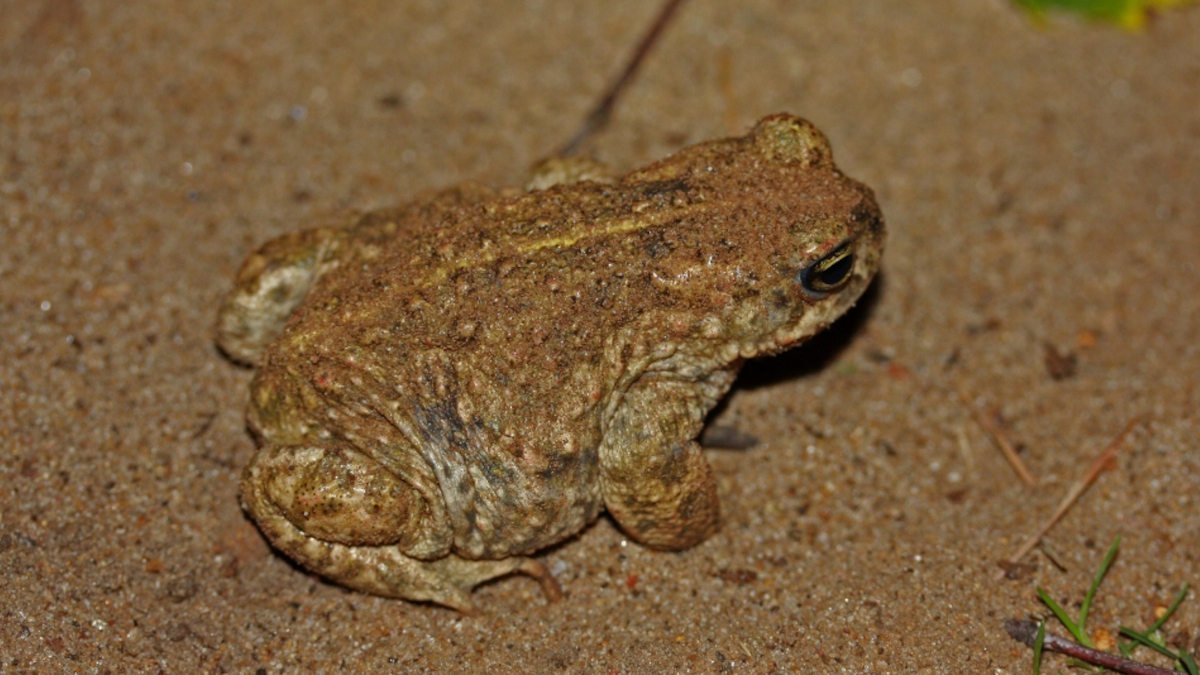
(240, 440, 562, 612)
(598, 370, 737, 550)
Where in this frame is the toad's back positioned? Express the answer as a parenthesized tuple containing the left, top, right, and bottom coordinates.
(253, 119, 880, 400)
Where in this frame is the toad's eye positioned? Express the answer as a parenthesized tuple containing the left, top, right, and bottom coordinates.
(799, 243, 855, 296)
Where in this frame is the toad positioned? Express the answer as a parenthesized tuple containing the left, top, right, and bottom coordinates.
(216, 115, 885, 611)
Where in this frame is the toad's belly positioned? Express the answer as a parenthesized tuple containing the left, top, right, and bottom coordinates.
(355, 349, 613, 559)
(426, 437, 605, 559)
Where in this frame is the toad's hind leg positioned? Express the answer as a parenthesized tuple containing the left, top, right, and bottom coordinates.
(246, 515, 562, 613)
(241, 442, 562, 613)
(216, 227, 337, 365)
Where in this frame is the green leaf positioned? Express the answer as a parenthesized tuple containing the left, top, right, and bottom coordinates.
(1013, 0, 1200, 30)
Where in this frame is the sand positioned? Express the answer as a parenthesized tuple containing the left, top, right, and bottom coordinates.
(2, 0, 1198, 672)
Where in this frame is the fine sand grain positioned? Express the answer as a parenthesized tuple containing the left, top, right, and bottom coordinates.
(2, 1, 1198, 672)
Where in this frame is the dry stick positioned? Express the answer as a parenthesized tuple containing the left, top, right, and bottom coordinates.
(1004, 619, 1179, 675)
(557, 0, 689, 157)
(958, 386, 1037, 486)
(997, 418, 1141, 579)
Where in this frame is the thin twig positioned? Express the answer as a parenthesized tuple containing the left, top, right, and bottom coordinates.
(998, 418, 1141, 578)
(958, 386, 1037, 486)
(557, 0, 689, 157)
(1004, 619, 1180, 675)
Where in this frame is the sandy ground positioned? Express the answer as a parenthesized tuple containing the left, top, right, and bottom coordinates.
(2, 0, 1198, 672)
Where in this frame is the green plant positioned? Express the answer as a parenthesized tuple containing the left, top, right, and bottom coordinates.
(1010, 536, 1196, 674)
(1118, 582, 1198, 674)
(1013, 0, 1199, 29)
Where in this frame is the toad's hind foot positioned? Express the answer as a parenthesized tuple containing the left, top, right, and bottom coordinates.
(249, 515, 563, 613)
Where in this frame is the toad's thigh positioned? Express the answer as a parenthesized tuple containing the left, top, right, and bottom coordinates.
(243, 441, 450, 558)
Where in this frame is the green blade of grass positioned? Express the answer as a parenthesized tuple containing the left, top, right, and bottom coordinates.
(1037, 587, 1091, 647)
(1119, 582, 1191, 659)
(1118, 626, 1182, 660)
(1149, 583, 1190, 634)
(1119, 639, 1133, 658)
(1080, 536, 1121, 631)
(1180, 650, 1197, 675)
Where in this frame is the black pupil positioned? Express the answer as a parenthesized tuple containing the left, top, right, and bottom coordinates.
(817, 253, 854, 287)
